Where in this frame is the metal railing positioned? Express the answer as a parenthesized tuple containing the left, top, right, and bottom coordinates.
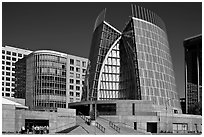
(78, 112, 91, 125)
(109, 121, 120, 133)
(95, 122, 105, 133)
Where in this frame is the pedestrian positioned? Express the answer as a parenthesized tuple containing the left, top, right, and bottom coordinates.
(46, 126, 49, 134)
(32, 125, 35, 134)
(26, 125, 29, 134)
(21, 126, 25, 134)
(43, 126, 47, 134)
(36, 126, 39, 134)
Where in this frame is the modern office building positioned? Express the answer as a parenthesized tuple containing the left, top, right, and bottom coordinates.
(70, 5, 202, 133)
(184, 35, 202, 114)
(15, 50, 88, 111)
(2, 45, 32, 97)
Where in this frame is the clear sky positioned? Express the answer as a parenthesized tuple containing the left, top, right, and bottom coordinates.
(2, 2, 202, 98)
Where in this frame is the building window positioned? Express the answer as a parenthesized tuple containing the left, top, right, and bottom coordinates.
(76, 80, 80, 84)
(70, 72, 74, 77)
(82, 75, 85, 79)
(2, 50, 5, 54)
(12, 57, 16, 61)
(6, 72, 10, 76)
(174, 110, 178, 114)
(6, 82, 10, 86)
(2, 55, 5, 59)
(6, 51, 11, 55)
(70, 79, 74, 83)
(82, 81, 85, 85)
(76, 67, 80, 72)
(2, 82, 4, 85)
(82, 61, 86, 67)
(76, 86, 80, 91)
(70, 59, 74, 65)
(70, 85, 74, 90)
(2, 77, 4, 80)
(6, 56, 11, 60)
(132, 103, 135, 115)
(12, 52, 17, 56)
(62, 64, 65, 69)
(2, 61, 5, 64)
(76, 74, 80, 78)
(2, 66, 5, 70)
(82, 69, 86, 73)
(76, 60, 80, 66)
(6, 77, 10, 81)
(6, 88, 10, 91)
(70, 66, 74, 71)
(6, 67, 10, 71)
(5, 93, 10, 97)
(2, 71, 5, 75)
(6, 62, 11, 65)
(2, 93, 4, 96)
(76, 92, 80, 97)
(18, 53, 22, 57)
(70, 92, 74, 96)
(70, 98, 74, 102)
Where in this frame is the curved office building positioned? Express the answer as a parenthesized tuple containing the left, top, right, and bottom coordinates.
(82, 5, 181, 112)
(26, 50, 67, 111)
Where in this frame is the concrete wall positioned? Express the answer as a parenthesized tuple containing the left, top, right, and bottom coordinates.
(3, 97, 25, 105)
(2, 104, 16, 133)
(2, 103, 76, 133)
(101, 100, 202, 133)
(15, 108, 76, 133)
(26, 55, 34, 110)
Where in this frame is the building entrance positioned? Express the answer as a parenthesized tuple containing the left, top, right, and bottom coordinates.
(25, 119, 49, 133)
(147, 122, 157, 133)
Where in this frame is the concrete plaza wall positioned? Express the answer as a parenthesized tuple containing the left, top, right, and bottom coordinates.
(15, 108, 76, 133)
(100, 100, 202, 133)
(2, 104, 16, 133)
(2, 104, 76, 133)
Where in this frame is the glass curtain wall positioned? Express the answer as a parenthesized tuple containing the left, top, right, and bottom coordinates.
(33, 53, 67, 111)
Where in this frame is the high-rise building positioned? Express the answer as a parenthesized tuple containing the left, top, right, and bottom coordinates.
(2, 45, 32, 97)
(184, 35, 202, 114)
(82, 6, 181, 112)
(15, 50, 88, 111)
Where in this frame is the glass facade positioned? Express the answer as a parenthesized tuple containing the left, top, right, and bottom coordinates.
(128, 17, 180, 108)
(30, 52, 67, 111)
(82, 5, 181, 111)
(25, 50, 88, 111)
(98, 39, 120, 100)
(82, 15, 121, 101)
(184, 35, 202, 114)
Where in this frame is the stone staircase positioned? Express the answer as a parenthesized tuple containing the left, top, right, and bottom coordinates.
(57, 113, 151, 135)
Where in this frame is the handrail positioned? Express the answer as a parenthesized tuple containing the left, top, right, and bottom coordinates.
(95, 122, 105, 133)
(109, 121, 120, 133)
(78, 112, 91, 124)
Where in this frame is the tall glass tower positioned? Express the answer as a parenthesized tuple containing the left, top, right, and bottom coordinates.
(82, 5, 181, 111)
